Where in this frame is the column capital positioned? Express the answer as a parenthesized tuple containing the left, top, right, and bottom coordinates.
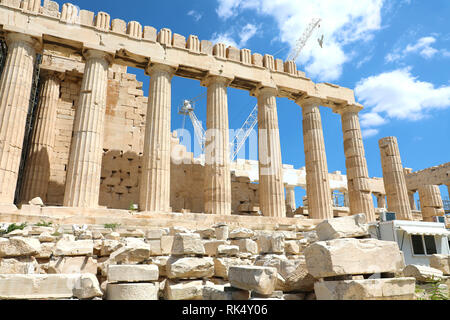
(295, 96, 322, 108)
(39, 69, 64, 82)
(200, 73, 234, 87)
(145, 62, 177, 77)
(250, 85, 278, 98)
(333, 103, 364, 115)
(5, 32, 41, 52)
(83, 49, 114, 65)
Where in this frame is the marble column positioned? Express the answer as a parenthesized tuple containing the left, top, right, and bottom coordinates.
(418, 185, 445, 222)
(0, 33, 39, 204)
(285, 185, 296, 214)
(202, 76, 232, 215)
(298, 100, 332, 220)
(256, 87, 285, 218)
(336, 105, 376, 222)
(379, 136, 412, 220)
(21, 71, 61, 203)
(64, 50, 110, 208)
(139, 64, 175, 213)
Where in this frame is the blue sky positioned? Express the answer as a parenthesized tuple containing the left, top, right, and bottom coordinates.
(54, 0, 449, 205)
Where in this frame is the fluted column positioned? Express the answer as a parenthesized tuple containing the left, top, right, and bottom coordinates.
(0, 33, 39, 204)
(379, 136, 412, 220)
(285, 185, 296, 214)
(298, 100, 333, 220)
(21, 71, 61, 203)
(64, 50, 110, 208)
(256, 87, 285, 218)
(202, 76, 232, 215)
(139, 64, 175, 213)
(418, 185, 445, 222)
(335, 105, 376, 222)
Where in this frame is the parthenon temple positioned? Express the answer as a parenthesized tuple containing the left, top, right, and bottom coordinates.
(0, 0, 448, 228)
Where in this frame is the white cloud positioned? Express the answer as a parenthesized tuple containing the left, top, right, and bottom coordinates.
(209, 32, 238, 48)
(238, 23, 258, 46)
(216, 0, 385, 81)
(355, 68, 450, 137)
(385, 36, 446, 62)
(187, 10, 203, 22)
(362, 128, 379, 138)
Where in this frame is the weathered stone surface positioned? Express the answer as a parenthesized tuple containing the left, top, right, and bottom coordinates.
(108, 264, 159, 283)
(48, 256, 97, 274)
(0, 257, 37, 274)
(0, 237, 41, 257)
(73, 274, 103, 299)
(29, 197, 44, 206)
(171, 233, 205, 256)
(314, 278, 416, 300)
(107, 283, 159, 300)
(430, 254, 450, 275)
(36, 243, 54, 259)
(204, 240, 229, 256)
(109, 244, 151, 264)
(146, 229, 167, 239)
(0, 274, 100, 299)
(149, 256, 169, 277)
(195, 228, 215, 239)
(256, 233, 285, 254)
(403, 265, 444, 282)
(38, 232, 56, 243)
(215, 225, 229, 240)
(231, 239, 258, 254)
(229, 228, 256, 239)
(203, 285, 232, 300)
(54, 239, 93, 256)
(305, 239, 405, 278)
(214, 257, 253, 279)
(100, 240, 123, 256)
(167, 257, 214, 279)
(229, 266, 278, 295)
(161, 235, 174, 255)
(316, 214, 369, 241)
(217, 245, 239, 256)
(164, 280, 206, 300)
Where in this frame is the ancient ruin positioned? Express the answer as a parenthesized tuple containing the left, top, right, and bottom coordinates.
(0, 0, 448, 301)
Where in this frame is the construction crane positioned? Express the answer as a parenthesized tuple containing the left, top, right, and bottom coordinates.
(287, 18, 322, 62)
(178, 96, 258, 161)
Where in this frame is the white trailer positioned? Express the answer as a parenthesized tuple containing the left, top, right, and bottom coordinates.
(369, 220, 450, 266)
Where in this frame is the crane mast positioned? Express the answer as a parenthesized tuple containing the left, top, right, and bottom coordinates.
(287, 18, 322, 62)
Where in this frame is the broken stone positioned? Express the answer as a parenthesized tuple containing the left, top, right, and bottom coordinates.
(214, 257, 253, 279)
(215, 225, 229, 240)
(0, 237, 41, 257)
(100, 240, 123, 256)
(171, 233, 205, 256)
(430, 254, 450, 275)
(73, 274, 103, 299)
(36, 243, 54, 259)
(108, 264, 159, 283)
(305, 238, 405, 278)
(229, 266, 278, 295)
(29, 197, 44, 206)
(38, 232, 56, 243)
(231, 239, 258, 254)
(0, 257, 38, 274)
(217, 245, 239, 256)
(48, 256, 97, 274)
(146, 228, 168, 239)
(316, 214, 369, 241)
(149, 256, 169, 277)
(107, 282, 159, 300)
(106, 232, 120, 240)
(229, 228, 256, 239)
(0, 274, 98, 299)
(195, 228, 215, 239)
(160, 235, 174, 255)
(109, 244, 151, 264)
(314, 278, 416, 300)
(403, 264, 444, 282)
(166, 256, 214, 279)
(164, 280, 206, 300)
(204, 240, 230, 256)
(203, 285, 232, 300)
(54, 239, 94, 256)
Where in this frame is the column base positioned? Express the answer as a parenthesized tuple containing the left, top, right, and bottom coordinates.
(0, 204, 19, 214)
